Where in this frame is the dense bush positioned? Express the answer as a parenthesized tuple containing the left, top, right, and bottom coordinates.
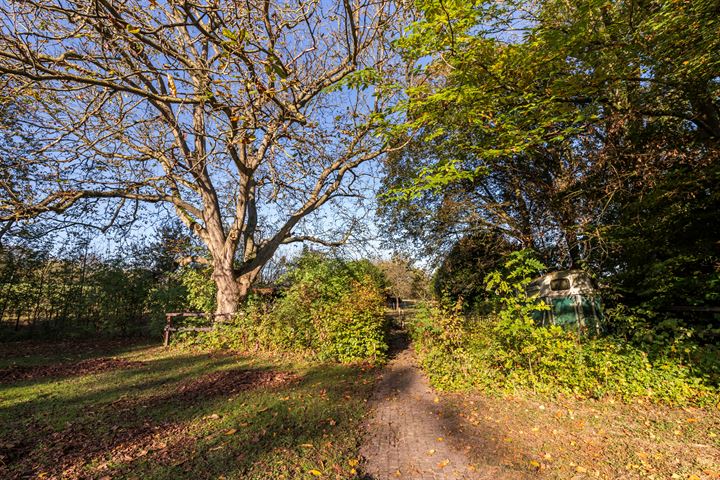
(182, 252, 389, 363)
(409, 252, 719, 405)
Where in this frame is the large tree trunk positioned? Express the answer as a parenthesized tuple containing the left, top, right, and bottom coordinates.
(212, 266, 262, 317)
(212, 266, 242, 317)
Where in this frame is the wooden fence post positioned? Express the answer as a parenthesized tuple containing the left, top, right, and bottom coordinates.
(163, 313, 172, 347)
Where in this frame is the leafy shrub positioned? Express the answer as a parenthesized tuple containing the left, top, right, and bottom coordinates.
(268, 253, 388, 362)
(180, 266, 216, 313)
(409, 250, 719, 405)
(182, 252, 389, 363)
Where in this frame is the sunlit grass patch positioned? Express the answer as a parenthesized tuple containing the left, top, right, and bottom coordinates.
(0, 342, 375, 479)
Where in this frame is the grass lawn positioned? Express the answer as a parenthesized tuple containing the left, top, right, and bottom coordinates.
(435, 390, 720, 480)
(0, 340, 375, 479)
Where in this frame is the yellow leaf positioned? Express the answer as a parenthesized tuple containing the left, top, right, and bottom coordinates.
(308, 469, 322, 476)
(299, 443, 314, 448)
(529, 460, 541, 470)
(224, 428, 237, 435)
(688, 476, 701, 480)
(437, 459, 450, 468)
(348, 459, 359, 467)
(126, 25, 140, 34)
(576, 466, 587, 473)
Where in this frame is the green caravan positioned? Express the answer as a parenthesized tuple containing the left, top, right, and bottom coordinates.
(526, 270, 603, 337)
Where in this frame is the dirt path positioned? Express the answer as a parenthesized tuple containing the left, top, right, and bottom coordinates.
(360, 342, 526, 480)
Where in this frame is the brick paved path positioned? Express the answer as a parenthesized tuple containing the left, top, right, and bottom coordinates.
(360, 346, 525, 480)
(359, 346, 476, 479)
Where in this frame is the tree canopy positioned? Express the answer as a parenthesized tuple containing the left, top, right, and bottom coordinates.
(379, 0, 719, 308)
(0, 0, 398, 314)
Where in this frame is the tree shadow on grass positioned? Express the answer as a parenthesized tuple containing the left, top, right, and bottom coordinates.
(0, 348, 373, 480)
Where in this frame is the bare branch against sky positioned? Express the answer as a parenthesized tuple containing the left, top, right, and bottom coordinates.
(0, 0, 402, 314)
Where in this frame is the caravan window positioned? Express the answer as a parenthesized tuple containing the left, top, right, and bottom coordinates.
(550, 278, 570, 291)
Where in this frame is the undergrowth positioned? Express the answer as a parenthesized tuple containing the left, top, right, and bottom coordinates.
(176, 252, 389, 364)
(409, 251, 719, 405)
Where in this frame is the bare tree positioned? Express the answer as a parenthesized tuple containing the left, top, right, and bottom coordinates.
(375, 256, 426, 310)
(0, 0, 398, 314)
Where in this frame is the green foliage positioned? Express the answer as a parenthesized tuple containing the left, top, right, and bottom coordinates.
(410, 301, 718, 405)
(0, 225, 190, 339)
(484, 250, 549, 323)
(180, 266, 216, 313)
(186, 252, 389, 364)
(601, 161, 720, 310)
(380, 0, 720, 320)
(409, 251, 719, 405)
(432, 230, 512, 309)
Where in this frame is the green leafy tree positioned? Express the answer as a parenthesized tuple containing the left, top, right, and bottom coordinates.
(382, 0, 719, 308)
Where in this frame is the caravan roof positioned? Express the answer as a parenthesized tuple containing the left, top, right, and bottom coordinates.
(526, 270, 597, 298)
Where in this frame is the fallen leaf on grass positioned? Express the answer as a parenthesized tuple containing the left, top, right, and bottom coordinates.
(437, 459, 450, 468)
(529, 460, 541, 470)
(348, 459, 359, 467)
(308, 469, 322, 476)
(224, 428, 237, 435)
(300, 443, 314, 448)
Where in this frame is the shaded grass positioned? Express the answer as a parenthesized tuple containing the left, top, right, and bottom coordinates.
(0, 342, 376, 479)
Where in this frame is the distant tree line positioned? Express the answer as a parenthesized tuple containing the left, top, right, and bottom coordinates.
(0, 225, 191, 339)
